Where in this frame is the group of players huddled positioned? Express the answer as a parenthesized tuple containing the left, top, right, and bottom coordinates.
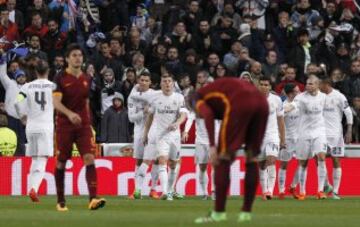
(5, 43, 353, 223)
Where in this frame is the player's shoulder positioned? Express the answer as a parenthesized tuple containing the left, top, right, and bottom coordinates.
(269, 92, 282, 102)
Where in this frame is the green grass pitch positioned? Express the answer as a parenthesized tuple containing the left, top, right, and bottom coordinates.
(0, 196, 359, 227)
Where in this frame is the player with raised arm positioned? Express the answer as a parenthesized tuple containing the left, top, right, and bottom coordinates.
(284, 75, 328, 200)
(192, 77, 269, 224)
(143, 74, 188, 201)
(278, 83, 301, 199)
(53, 44, 105, 211)
(14, 60, 55, 202)
(319, 78, 353, 199)
(128, 72, 160, 199)
(258, 76, 286, 200)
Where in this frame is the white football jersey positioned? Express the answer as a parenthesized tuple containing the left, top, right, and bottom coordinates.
(263, 93, 284, 144)
(294, 91, 326, 139)
(149, 92, 188, 140)
(128, 88, 155, 135)
(284, 99, 299, 140)
(324, 89, 353, 137)
(19, 79, 55, 132)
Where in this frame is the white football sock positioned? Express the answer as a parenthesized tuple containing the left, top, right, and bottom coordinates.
(29, 157, 47, 192)
(199, 170, 208, 196)
(210, 168, 215, 192)
(278, 168, 286, 193)
(167, 163, 180, 193)
(150, 164, 159, 190)
(291, 166, 300, 188)
(158, 165, 168, 195)
(317, 161, 327, 192)
(333, 168, 342, 194)
(267, 165, 276, 195)
(135, 163, 148, 191)
(259, 168, 268, 194)
(299, 166, 307, 195)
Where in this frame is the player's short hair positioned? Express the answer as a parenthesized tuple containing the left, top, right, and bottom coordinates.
(35, 59, 49, 75)
(161, 73, 175, 80)
(259, 76, 271, 84)
(139, 72, 152, 80)
(307, 74, 319, 83)
(320, 77, 333, 86)
(65, 43, 84, 58)
(284, 83, 296, 95)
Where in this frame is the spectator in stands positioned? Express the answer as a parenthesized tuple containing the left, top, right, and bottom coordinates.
(23, 12, 48, 41)
(273, 11, 296, 59)
(183, 0, 203, 33)
(223, 40, 242, 74)
(275, 66, 305, 95)
(211, 2, 241, 31)
(0, 61, 26, 156)
(26, 0, 49, 27)
(319, 0, 342, 27)
(6, 0, 24, 32)
(0, 5, 20, 50)
(167, 21, 193, 57)
(100, 92, 131, 143)
(262, 50, 280, 84)
(27, 34, 48, 61)
(214, 63, 229, 79)
(262, 33, 284, 63)
(330, 68, 346, 91)
(120, 67, 137, 105)
(42, 18, 67, 63)
(249, 61, 263, 86)
(290, 0, 320, 28)
(183, 48, 201, 86)
(214, 14, 238, 56)
(343, 60, 360, 103)
(142, 16, 162, 45)
(130, 3, 148, 32)
(165, 46, 184, 80)
(6, 60, 19, 79)
(49, 53, 64, 81)
(288, 29, 315, 83)
(192, 19, 222, 59)
(335, 42, 352, 74)
(110, 37, 125, 62)
(195, 70, 211, 90)
(205, 52, 220, 78)
(125, 27, 148, 64)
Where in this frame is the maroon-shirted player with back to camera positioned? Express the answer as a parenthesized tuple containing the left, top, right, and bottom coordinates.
(53, 44, 105, 211)
(191, 77, 269, 224)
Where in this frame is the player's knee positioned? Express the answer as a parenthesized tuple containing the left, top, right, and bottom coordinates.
(280, 161, 288, 169)
(168, 160, 177, 169)
(317, 153, 326, 161)
(136, 159, 143, 166)
(332, 158, 341, 168)
(199, 164, 207, 172)
(158, 156, 167, 165)
(82, 154, 95, 165)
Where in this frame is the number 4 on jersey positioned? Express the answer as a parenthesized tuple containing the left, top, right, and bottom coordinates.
(35, 91, 46, 111)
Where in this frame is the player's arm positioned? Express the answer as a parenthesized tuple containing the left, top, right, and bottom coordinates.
(53, 92, 81, 125)
(127, 97, 144, 123)
(196, 99, 215, 147)
(0, 58, 12, 89)
(182, 111, 195, 142)
(277, 98, 286, 148)
(343, 98, 353, 144)
(169, 96, 189, 131)
(143, 112, 154, 145)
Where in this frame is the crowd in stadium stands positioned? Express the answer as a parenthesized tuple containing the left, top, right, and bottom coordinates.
(0, 0, 360, 156)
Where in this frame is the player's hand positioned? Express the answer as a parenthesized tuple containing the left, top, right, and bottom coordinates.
(168, 123, 179, 131)
(283, 103, 294, 113)
(20, 116, 27, 125)
(182, 132, 189, 142)
(143, 135, 148, 146)
(209, 146, 219, 166)
(67, 112, 82, 126)
(280, 141, 286, 149)
(144, 105, 149, 115)
(345, 128, 352, 144)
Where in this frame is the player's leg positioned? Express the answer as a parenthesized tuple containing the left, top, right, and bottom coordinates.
(195, 144, 209, 199)
(266, 153, 278, 198)
(332, 157, 342, 199)
(289, 163, 300, 198)
(76, 126, 105, 209)
(55, 128, 73, 211)
(131, 137, 145, 199)
(258, 159, 268, 199)
(295, 138, 312, 200)
(314, 137, 328, 199)
(156, 140, 170, 199)
(28, 132, 52, 202)
(168, 139, 183, 199)
(278, 161, 288, 199)
(150, 159, 160, 198)
(298, 159, 308, 200)
(210, 166, 216, 200)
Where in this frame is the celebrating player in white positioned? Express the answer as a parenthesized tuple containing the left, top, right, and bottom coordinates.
(278, 83, 301, 199)
(128, 72, 160, 199)
(143, 74, 188, 200)
(258, 77, 286, 200)
(14, 60, 55, 202)
(319, 78, 353, 199)
(285, 75, 327, 200)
